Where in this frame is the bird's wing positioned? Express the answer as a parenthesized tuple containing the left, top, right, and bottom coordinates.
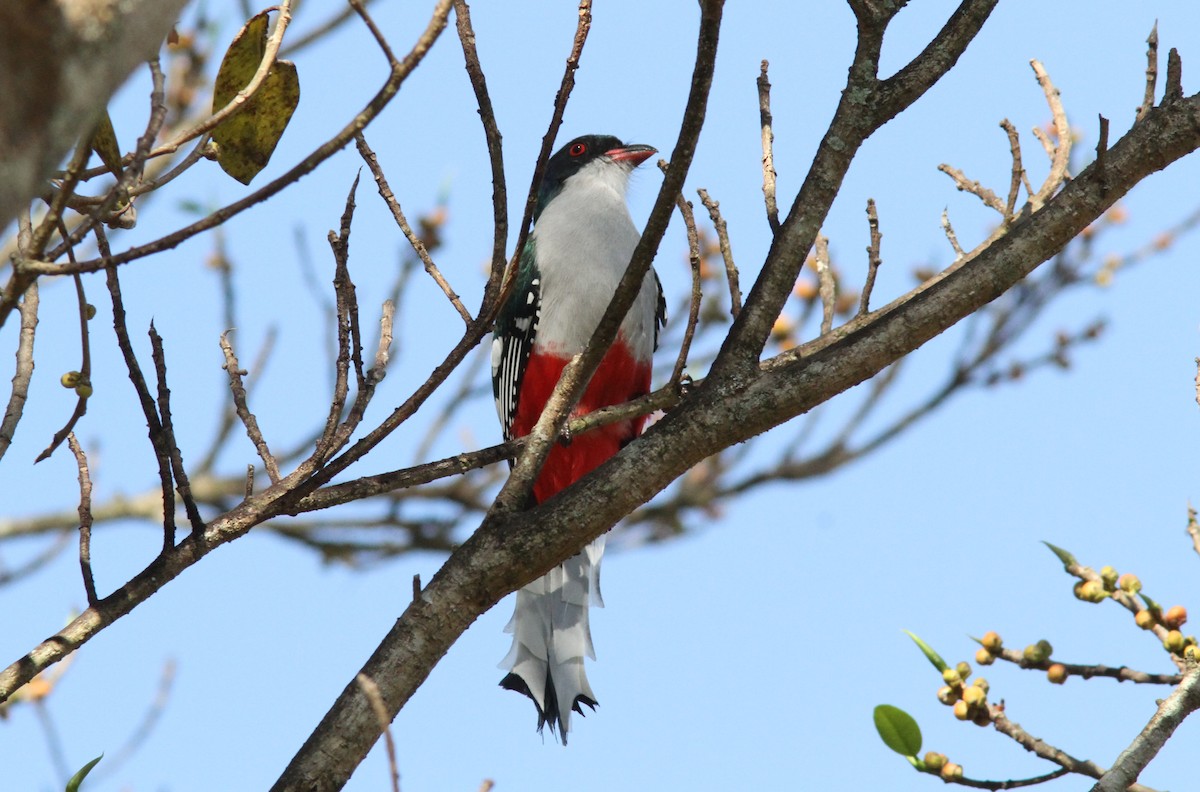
(653, 269, 667, 351)
(491, 242, 541, 441)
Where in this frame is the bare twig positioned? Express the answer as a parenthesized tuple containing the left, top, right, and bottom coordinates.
(990, 707, 1157, 792)
(452, 0, 508, 290)
(937, 163, 1006, 214)
(941, 208, 966, 261)
(814, 234, 835, 335)
(1164, 48, 1183, 105)
(100, 228, 179, 550)
(944, 767, 1069, 790)
(0, 280, 38, 463)
(355, 133, 472, 324)
(149, 324, 206, 534)
(697, 188, 741, 317)
(859, 198, 882, 316)
(757, 59, 780, 234)
(992, 647, 1181, 685)
(198, 325, 277, 475)
(324, 173, 364, 440)
(1137, 22, 1159, 121)
(220, 332, 282, 483)
(669, 190, 703, 387)
(1029, 60, 1071, 210)
(67, 433, 98, 606)
(1096, 114, 1111, 197)
(999, 118, 1028, 219)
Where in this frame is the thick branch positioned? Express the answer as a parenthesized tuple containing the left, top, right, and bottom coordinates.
(272, 84, 1200, 792)
(712, 0, 999, 377)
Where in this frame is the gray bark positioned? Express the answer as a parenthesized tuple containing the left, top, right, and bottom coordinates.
(0, 0, 188, 234)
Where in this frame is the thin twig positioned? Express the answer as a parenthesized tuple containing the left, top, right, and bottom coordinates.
(941, 208, 965, 261)
(1136, 22, 1159, 121)
(992, 647, 1181, 685)
(452, 0, 508, 290)
(100, 228, 178, 550)
(1163, 48, 1183, 105)
(1096, 114, 1110, 198)
(999, 119, 1026, 219)
(0, 280, 38, 463)
(937, 163, 1006, 214)
(355, 133, 471, 324)
(814, 234, 835, 336)
(859, 198, 882, 316)
(670, 192, 703, 387)
(1029, 60, 1072, 210)
(757, 59, 780, 234)
(697, 188, 741, 317)
(149, 324, 206, 534)
(989, 707, 1157, 792)
(946, 767, 1069, 790)
(198, 324, 276, 475)
(219, 332, 282, 483)
(67, 433, 98, 606)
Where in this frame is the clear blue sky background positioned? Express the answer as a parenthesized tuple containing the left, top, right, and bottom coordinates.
(3, 2, 1200, 790)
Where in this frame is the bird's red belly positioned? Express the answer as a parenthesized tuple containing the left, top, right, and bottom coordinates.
(513, 340, 651, 503)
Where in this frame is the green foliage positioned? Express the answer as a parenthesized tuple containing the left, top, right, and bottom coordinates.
(1042, 540, 1078, 569)
(873, 704, 922, 758)
(904, 630, 948, 673)
(65, 755, 103, 792)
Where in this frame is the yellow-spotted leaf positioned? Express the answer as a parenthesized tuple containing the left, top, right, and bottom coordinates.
(89, 111, 123, 176)
(211, 11, 300, 185)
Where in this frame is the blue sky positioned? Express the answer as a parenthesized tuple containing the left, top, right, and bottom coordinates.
(3, 1, 1200, 790)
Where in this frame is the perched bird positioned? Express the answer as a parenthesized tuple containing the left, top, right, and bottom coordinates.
(491, 134, 665, 743)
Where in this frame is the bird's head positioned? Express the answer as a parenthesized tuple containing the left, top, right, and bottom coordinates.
(535, 135, 657, 221)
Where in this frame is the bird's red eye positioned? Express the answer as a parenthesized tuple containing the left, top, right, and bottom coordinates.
(569, 142, 587, 157)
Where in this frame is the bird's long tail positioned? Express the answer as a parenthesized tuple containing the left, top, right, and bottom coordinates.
(499, 536, 605, 744)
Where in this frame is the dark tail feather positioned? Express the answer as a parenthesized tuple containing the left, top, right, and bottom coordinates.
(500, 671, 597, 745)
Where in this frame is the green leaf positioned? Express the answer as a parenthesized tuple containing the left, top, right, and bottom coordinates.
(211, 11, 300, 184)
(89, 112, 123, 176)
(873, 705, 922, 757)
(904, 630, 948, 673)
(65, 755, 103, 792)
(1141, 592, 1161, 613)
(1042, 541, 1078, 569)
